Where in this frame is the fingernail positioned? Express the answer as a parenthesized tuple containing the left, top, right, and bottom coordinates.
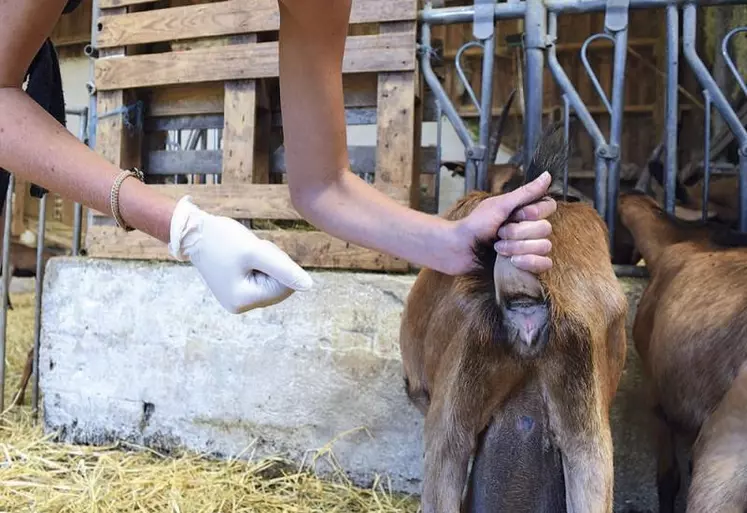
(510, 255, 522, 266)
(541, 171, 551, 182)
(494, 241, 509, 255)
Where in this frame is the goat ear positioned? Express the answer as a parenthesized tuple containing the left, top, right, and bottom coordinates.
(442, 162, 466, 176)
(673, 205, 717, 221)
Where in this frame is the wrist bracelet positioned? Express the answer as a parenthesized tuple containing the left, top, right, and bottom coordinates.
(110, 167, 145, 232)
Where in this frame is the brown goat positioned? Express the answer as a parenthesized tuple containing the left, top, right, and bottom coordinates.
(617, 190, 747, 513)
(647, 158, 739, 225)
(399, 125, 628, 513)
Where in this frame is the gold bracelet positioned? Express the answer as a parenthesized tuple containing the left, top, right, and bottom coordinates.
(110, 167, 145, 232)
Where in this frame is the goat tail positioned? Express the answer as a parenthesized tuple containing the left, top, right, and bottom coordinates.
(523, 122, 569, 187)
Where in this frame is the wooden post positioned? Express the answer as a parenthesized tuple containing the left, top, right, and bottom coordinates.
(375, 15, 419, 206)
(222, 34, 270, 185)
(85, 4, 143, 248)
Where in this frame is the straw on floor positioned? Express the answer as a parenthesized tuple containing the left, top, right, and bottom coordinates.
(0, 291, 421, 513)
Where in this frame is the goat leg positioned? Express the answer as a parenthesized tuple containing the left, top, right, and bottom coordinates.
(421, 395, 476, 513)
(686, 363, 747, 513)
(653, 404, 681, 513)
(545, 382, 614, 513)
(559, 425, 614, 513)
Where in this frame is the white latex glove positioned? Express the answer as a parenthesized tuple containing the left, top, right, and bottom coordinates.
(168, 195, 313, 314)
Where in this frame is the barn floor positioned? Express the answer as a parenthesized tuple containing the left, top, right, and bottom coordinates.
(0, 288, 420, 513)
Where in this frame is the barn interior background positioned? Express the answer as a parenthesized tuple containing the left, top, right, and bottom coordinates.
(0, 0, 746, 511)
(22, 0, 747, 253)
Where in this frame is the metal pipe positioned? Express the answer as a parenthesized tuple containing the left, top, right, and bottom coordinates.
(464, 158, 478, 193)
(0, 175, 14, 413)
(477, 33, 496, 191)
(455, 41, 484, 114)
(606, 26, 629, 248)
(581, 33, 615, 115)
(547, 13, 608, 215)
(419, 9, 475, 149)
(547, 16, 607, 149)
(435, 100, 443, 211)
(419, 2, 526, 24)
(563, 94, 571, 200)
(664, 5, 679, 214)
(682, 2, 747, 230)
(65, 108, 88, 117)
(72, 108, 88, 255)
(418, 0, 747, 24)
(722, 27, 747, 98)
(87, 0, 100, 151)
(594, 157, 609, 218)
(740, 150, 747, 232)
(524, 0, 547, 169)
(31, 193, 47, 418)
(703, 90, 712, 221)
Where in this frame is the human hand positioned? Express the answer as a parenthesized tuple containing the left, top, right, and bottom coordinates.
(168, 196, 313, 314)
(452, 171, 557, 275)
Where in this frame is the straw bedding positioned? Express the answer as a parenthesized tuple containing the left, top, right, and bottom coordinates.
(0, 291, 420, 513)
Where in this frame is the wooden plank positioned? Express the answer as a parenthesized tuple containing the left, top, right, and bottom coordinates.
(85, 226, 409, 271)
(144, 114, 224, 131)
(95, 90, 142, 168)
(147, 150, 222, 174)
(253, 80, 271, 184)
(144, 106, 376, 133)
(271, 146, 438, 176)
(374, 21, 418, 203)
(99, 0, 156, 8)
(51, 0, 93, 47)
(89, 183, 301, 220)
(222, 80, 257, 183)
(145, 76, 377, 118)
(411, 57, 423, 210)
(94, 32, 416, 90)
(343, 74, 378, 108)
(96, 0, 417, 48)
(148, 83, 225, 117)
(143, 146, 440, 175)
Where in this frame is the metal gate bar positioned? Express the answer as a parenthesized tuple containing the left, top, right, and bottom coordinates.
(419, 0, 747, 272)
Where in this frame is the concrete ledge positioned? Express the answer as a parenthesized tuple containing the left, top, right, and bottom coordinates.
(39, 257, 422, 493)
(40, 257, 659, 511)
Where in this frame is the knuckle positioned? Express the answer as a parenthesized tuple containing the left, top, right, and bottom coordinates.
(502, 224, 518, 239)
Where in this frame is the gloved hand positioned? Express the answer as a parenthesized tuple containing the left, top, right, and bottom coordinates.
(168, 195, 313, 314)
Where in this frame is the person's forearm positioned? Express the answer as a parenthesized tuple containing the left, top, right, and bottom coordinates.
(299, 170, 463, 272)
(0, 87, 176, 242)
(277, 0, 461, 272)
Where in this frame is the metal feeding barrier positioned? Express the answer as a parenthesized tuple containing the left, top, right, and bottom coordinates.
(419, 0, 747, 277)
(0, 107, 88, 417)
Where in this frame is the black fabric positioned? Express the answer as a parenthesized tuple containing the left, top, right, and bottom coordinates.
(63, 0, 84, 14)
(0, 18, 72, 210)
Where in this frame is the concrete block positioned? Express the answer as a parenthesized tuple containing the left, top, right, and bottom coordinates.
(40, 257, 662, 511)
(39, 258, 422, 493)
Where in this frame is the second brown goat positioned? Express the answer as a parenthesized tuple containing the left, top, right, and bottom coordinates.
(618, 190, 747, 513)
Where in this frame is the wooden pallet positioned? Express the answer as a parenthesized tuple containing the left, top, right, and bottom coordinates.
(85, 0, 424, 272)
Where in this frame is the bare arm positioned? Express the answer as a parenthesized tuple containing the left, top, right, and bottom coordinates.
(277, 0, 555, 276)
(0, 0, 176, 242)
